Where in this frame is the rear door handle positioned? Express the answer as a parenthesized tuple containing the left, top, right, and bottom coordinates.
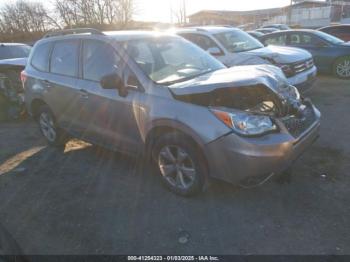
(79, 89, 89, 99)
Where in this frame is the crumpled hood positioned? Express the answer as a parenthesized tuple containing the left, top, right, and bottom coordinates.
(0, 58, 27, 67)
(169, 64, 288, 96)
(224, 46, 312, 67)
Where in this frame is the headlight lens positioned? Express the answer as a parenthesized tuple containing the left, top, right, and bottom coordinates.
(278, 64, 294, 77)
(211, 109, 277, 136)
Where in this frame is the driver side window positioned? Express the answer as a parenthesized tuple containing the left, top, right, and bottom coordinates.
(82, 40, 121, 82)
(181, 33, 222, 53)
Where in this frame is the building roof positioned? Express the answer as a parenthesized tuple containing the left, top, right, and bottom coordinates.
(188, 1, 329, 19)
(188, 7, 284, 18)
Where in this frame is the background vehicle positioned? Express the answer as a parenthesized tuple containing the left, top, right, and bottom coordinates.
(24, 29, 320, 196)
(0, 43, 31, 121)
(256, 28, 280, 34)
(247, 30, 264, 40)
(319, 25, 350, 42)
(262, 24, 291, 30)
(176, 27, 317, 93)
(260, 29, 350, 78)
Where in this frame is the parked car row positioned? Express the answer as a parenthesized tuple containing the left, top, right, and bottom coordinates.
(176, 26, 317, 92)
(22, 28, 321, 196)
(2, 24, 348, 122)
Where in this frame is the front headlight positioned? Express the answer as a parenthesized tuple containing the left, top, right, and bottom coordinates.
(281, 85, 300, 100)
(211, 109, 277, 136)
(277, 64, 294, 77)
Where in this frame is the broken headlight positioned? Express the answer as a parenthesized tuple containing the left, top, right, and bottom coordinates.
(280, 85, 300, 101)
(211, 109, 277, 136)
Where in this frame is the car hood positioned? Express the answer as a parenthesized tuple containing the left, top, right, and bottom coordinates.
(338, 41, 350, 47)
(223, 46, 312, 67)
(0, 58, 27, 67)
(169, 64, 288, 96)
(246, 45, 312, 63)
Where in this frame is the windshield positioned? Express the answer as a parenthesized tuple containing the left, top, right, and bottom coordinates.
(123, 36, 225, 85)
(315, 31, 344, 44)
(0, 45, 31, 59)
(214, 30, 264, 53)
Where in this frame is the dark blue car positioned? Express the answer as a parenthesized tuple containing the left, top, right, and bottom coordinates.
(260, 29, 350, 79)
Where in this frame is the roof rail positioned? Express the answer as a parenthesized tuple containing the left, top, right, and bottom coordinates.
(44, 28, 104, 38)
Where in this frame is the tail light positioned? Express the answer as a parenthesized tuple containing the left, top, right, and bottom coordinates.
(20, 70, 27, 87)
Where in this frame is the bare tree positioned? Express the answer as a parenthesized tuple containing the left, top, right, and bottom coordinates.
(172, 0, 187, 25)
(0, 0, 55, 34)
(54, 0, 135, 28)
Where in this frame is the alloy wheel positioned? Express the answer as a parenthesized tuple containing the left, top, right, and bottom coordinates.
(336, 59, 350, 78)
(158, 145, 196, 190)
(39, 112, 56, 142)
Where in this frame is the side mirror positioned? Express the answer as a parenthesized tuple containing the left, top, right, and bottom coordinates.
(100, 73, 128, 97)
(207, 47, 222, 56)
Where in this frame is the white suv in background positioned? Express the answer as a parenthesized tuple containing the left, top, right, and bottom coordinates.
(176, 26, 317, 93)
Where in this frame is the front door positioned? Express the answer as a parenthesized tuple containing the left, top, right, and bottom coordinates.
(75, 39, 144, 154)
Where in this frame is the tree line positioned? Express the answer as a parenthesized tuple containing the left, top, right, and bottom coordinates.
(0, 0, 135, 42)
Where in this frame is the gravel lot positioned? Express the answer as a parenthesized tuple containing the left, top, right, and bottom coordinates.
(0, 76, 349, 255)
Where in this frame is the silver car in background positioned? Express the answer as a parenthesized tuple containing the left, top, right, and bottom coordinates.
(23, 29, 320, 196)
(176, 27, 317, 93)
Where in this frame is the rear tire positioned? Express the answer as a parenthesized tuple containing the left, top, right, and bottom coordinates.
(333, 56, 350, 79)
(152, 132, 207, 197)
(37, 105, 68, 148)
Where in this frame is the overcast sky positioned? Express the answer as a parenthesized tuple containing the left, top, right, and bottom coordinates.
(0, 0, 325, 22)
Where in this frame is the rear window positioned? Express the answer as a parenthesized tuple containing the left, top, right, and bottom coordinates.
(31, 42, 52, 72)
(50, 40, 79, 77)
(0, 45, 31, 59)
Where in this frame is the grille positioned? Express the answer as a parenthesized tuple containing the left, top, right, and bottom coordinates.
(281, 105, 316, 138)
(292, 58, 314, 74)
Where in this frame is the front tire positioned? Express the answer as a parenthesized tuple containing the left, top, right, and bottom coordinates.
(333, 56, 350, 79)
(37, 105, 67, 147)
(152, 132, 207, 196)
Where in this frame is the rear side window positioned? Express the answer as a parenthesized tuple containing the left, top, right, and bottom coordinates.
(82, 40, 120, 82)
(31, 42, 52, 72)
(0, 45, 31, 59)
(264, 34, 287, 46)
(289, 33, 322, 46)
(50, 40, 79, 77)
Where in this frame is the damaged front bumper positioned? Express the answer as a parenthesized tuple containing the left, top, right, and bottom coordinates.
(204, 105, 321, 185)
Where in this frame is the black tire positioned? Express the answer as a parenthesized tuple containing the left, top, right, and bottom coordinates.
(152, 132, 207, 196)
(37, 105, 68, 147)
(333, 56, 350, 79)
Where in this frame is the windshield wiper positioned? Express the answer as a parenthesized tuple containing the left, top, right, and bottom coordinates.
(159, 69, 216, 86)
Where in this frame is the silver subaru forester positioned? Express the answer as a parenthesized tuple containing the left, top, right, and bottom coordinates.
(23, 29, 321, 196)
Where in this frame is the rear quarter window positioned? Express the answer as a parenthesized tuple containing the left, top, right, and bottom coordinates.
(31, 42, 52, 72)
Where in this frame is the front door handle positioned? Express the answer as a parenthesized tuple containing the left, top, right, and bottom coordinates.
(79, 89, 89, 99)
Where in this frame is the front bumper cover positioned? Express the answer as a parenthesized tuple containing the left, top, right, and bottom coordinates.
(204, 107, 321, 185)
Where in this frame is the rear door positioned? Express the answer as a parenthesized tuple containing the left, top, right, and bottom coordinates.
(45, 39, 82, 133)
(287, 32, 333, 71)
(75, 39, 144, 153)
